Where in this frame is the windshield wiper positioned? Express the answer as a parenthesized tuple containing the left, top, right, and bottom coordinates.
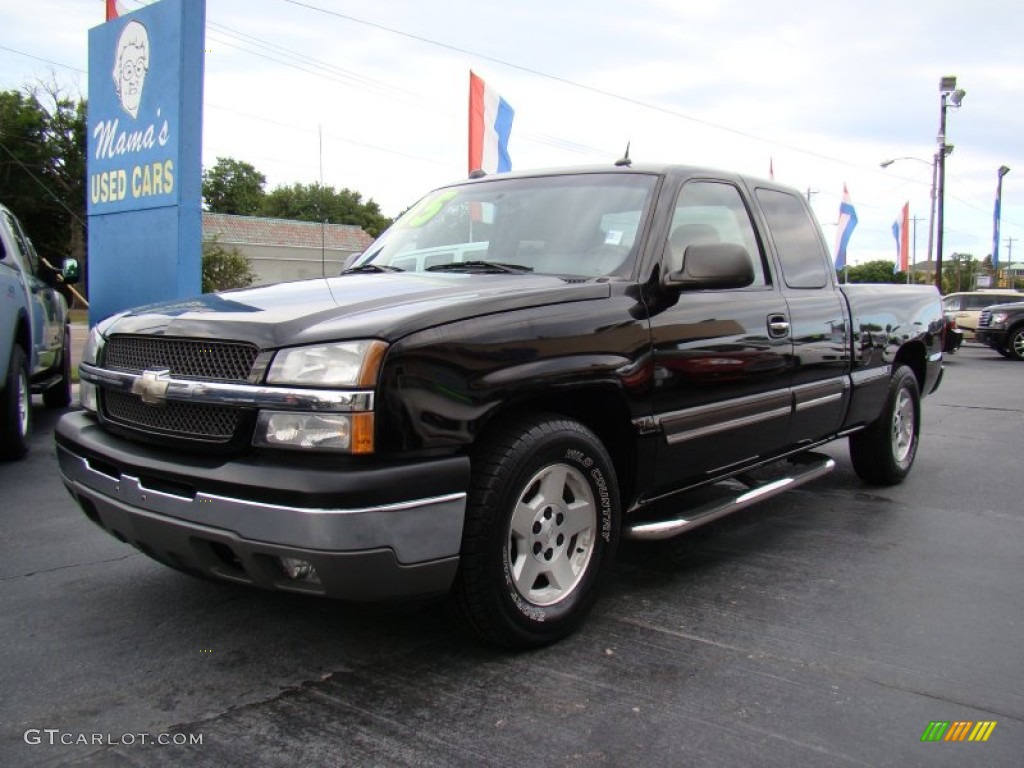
(426, 260, 533, 274)
(342, 263, 404, 274)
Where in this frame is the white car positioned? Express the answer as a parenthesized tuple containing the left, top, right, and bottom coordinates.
(941, 291, 1022, 339)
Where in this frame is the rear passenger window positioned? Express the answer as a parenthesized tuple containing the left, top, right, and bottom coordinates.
(667, 181, 767, 286)
(756, 188, 829, 289)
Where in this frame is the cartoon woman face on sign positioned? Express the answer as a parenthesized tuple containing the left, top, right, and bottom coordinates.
(112, 20, 150, 119)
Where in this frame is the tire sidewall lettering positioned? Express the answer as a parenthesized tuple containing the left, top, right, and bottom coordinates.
(499, 434, 617, 625)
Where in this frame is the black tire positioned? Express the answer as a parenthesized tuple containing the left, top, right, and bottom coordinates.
(849, 365, 920, 486)
(452, 414, 620, 649)
(43, 324, 73, 408)
(0, 344, 31, 461)
(1006, 326, 1024, 362)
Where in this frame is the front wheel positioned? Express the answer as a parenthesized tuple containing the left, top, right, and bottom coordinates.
(452, 415, 620, 649)
(849, 365, 920, 485)
(1006, 326, 1024, 361)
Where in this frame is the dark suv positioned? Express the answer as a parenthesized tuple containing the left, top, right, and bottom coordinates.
(976, 302, 1024, 360)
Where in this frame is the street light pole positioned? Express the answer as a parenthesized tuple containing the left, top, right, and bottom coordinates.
(993, 165, 1011, 284)
(927, 152, 938, 280)
(879, 155, 940, 280)
(935, 76, 965, 293)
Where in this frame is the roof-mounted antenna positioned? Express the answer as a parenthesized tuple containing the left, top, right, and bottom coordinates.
(614, 142, 632, 167)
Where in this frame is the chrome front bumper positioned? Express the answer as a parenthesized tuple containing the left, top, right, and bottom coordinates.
(55, 411, 469, 600)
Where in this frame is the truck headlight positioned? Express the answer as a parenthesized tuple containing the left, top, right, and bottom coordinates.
(260, 341, 384, 453)
(267, 340, 387, 387)
(991, 312, 1008, 327)
(254, 411, 374, 454)
(80, 326, 106, 413)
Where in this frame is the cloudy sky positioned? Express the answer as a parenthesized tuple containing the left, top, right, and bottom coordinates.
(2, 0, 1022, 267)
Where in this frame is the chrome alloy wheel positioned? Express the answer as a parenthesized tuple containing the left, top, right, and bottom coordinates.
(1012, 330, 1024, 360)
(15, 366, 29, 439)
(891, 387, 915, 464)
(506, 462, 597, 607)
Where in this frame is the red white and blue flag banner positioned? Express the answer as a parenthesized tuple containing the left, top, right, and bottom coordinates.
(833, 184, 858, 270)
(106, 0, 130, 21)
(468, 71, 514, 175)
(892, 202, 910, 272)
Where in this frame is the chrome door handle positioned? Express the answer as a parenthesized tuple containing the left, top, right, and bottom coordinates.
(767, 315, 790, 338)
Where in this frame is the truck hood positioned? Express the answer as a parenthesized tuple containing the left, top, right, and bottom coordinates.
(101, 273, 611, 349)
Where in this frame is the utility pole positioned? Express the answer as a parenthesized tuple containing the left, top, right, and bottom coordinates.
(910, 215, 924, 284)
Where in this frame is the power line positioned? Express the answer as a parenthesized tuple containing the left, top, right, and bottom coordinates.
(281, 0, 861, 171)
(207, 21, 424, 105)
(0, 140, 85, 227)
(0, 44, 86, 75)
(204, 102, 449, 167)
(7, 2, 1018, 238)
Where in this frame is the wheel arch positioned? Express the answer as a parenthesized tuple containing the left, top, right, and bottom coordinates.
(893, 340, 926, 391)
(1004, 319, 1024, 339)
(2, 311, 32, 380)
(475, 386, 638, 507)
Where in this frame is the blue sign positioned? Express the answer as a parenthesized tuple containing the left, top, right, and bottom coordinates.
(87, 0, 205, 324)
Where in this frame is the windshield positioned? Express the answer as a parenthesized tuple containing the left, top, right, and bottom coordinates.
(351, 173, 656, 278)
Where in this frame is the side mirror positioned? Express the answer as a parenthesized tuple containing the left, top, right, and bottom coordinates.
(667, 243, 754, 291)
(61, 258, 81, 285)
(339, 252, 362, 273)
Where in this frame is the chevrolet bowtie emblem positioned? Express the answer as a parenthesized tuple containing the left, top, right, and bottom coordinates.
(132, 369, 172, 407)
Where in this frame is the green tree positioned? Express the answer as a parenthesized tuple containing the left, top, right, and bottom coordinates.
(202, 237, 256, 293)
(0, 84, 87, 282)
(942, 253, 979, 294)
(843, 260, 904, 284)
(261, 182, 391, 236)
(202, 157, 266, 215)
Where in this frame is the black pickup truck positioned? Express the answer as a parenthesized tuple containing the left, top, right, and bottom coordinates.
(56, 164, 944, 648)
(975, 301, 1024, 360)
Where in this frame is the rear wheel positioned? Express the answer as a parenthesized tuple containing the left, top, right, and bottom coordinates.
(0, 345, 31, 461)
(453, 414, 620, 648)
(849, 365, 920, 485)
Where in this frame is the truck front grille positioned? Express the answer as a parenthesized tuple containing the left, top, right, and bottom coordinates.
(978, 310, 992, 329)
(99, 335, 259, 445)
(105, 335, 259, 381)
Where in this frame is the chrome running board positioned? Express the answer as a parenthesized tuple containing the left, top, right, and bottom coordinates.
(624, 452, 835, 541)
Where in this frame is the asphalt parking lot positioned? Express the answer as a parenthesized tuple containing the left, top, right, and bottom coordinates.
(2, 344, 1021, 767)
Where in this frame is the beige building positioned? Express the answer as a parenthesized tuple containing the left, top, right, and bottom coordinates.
(202, 212, 375, 286)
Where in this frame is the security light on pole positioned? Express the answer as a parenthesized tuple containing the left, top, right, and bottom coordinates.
(935, 76, 965, 292)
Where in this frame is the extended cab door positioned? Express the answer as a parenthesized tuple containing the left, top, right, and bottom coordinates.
(753, 187, 851, 445)
(647, 178, 793, 495)
(0, 208, 62, 375)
